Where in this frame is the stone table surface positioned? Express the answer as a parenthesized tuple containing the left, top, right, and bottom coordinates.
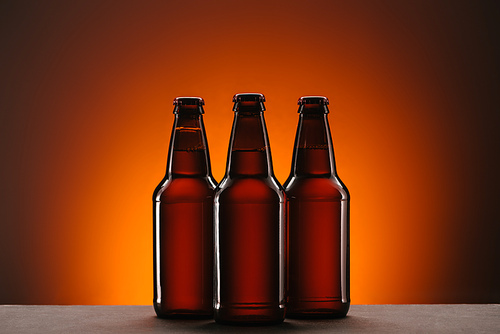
(1, 304, 499, 333)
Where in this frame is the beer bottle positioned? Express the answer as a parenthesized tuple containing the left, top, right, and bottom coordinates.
(153, 97, 217, 318)
(284, 96, 350, 318)
(214, 93, 286, 325)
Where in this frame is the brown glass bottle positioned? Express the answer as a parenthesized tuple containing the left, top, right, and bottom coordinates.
(284, 96, 350, 318)
(214, 93, 286, 325)
(153, 97, 217, 318)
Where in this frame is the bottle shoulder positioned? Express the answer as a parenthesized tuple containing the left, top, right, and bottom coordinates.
(215, 176, 284, 203)
(154, 176, 217, 202)
(284, 175, 349, 200)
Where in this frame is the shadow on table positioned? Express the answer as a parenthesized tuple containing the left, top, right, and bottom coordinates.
(146, 315, 392, 333)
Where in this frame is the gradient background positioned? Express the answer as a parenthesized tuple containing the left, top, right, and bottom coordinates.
(1, 0, 499, 305)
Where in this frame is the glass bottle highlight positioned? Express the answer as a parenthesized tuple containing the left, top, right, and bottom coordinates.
(214, 93, 286, 325)
(284, 96, 350, 318)
(153, 97, 217, 318)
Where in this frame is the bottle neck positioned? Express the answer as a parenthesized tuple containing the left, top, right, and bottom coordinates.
(290, 112, 337, 176)
(226, 110, 274, 177)
(167, 111, 212, 177)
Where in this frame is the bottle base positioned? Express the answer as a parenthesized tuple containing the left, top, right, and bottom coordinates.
(286, 301, 349, 319)
(154, 303, 213, 319)
(214, 303, 285, 325)
(155, 312, 213, 320)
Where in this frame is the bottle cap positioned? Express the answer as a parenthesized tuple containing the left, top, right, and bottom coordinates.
(173, 97, 205, 106)
(232, 93, 266, 102)
(298, 96, 329, 105)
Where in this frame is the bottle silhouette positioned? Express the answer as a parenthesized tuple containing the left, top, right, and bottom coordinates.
(284, 96, 350, 318)
(214, 93, 286, 325)
(153, 97, 217, 318)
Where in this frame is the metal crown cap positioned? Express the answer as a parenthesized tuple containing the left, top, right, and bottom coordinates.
(173, 97, 205, 106)
(232, 93, 266, 102)
(298, 96, 329, 105)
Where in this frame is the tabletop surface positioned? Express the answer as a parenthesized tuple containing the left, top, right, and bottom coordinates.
(1, 304, 499, 333)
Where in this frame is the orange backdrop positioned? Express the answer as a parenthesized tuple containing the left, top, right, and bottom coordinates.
(1, 0, 498, 304)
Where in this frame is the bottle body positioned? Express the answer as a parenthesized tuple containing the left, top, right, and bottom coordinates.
(214, 94, 286, 325)
(153, 97, 216, 318)
(154, 178, 215, 318)
(284, 96, 350, 318)
(285, 177, 349, 318)
(215, 177, 285, 324)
